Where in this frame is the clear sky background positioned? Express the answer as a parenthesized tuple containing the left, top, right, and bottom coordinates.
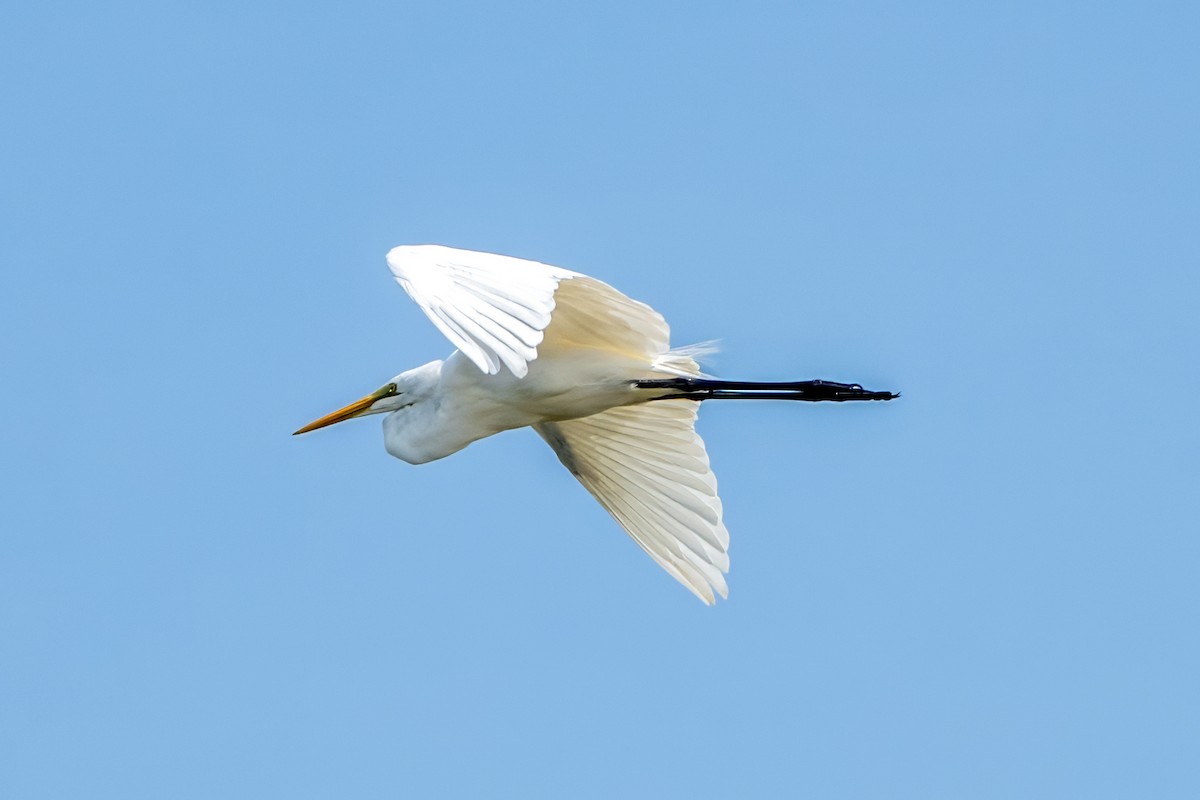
(2, 2, 1198, 797)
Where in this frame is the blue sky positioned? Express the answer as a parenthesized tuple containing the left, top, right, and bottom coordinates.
(2, 1, 1198, 797)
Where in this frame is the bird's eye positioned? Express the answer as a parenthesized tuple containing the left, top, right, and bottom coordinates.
(387, 383, 398, 394)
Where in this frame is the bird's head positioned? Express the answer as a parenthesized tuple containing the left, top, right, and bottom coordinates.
(293, 361, 440, 435)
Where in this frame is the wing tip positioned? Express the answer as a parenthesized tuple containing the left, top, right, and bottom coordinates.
(683, 572, 728, 605)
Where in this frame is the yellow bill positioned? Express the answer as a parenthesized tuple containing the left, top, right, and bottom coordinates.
(293, 385, 394, 435)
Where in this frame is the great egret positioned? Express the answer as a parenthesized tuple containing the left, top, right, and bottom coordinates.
(295, 245, 896, 603)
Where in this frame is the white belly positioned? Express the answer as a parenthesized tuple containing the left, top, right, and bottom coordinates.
(443, 348, 648, 427)
(384, 349, 656, 465)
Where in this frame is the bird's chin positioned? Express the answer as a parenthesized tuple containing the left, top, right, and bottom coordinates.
(374, 401, 415, 415)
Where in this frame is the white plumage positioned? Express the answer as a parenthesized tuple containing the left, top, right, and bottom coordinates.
(387, 246, 571, 378)
(296, 244, 896, 603)
(535, 401, 729, 603)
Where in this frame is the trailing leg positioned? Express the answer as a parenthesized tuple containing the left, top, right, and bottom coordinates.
(634, 377, 899, 402)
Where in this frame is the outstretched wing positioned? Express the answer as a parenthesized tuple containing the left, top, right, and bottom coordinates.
(534, 400, 730, 604)
(387, 245, 576, 377)
(387, 244, 677, 378)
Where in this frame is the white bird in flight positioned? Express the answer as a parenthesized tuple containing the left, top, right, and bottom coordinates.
(295, 245, 896, 603)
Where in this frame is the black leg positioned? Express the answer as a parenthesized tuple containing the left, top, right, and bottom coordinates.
(634, 377, 899, 402)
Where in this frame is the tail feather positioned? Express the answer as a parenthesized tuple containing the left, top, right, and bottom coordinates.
(652, 340, 720, 378)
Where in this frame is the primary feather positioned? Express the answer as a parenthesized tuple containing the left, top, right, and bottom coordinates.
(387, 245, 573, 377)
(535, 400, 729, 604)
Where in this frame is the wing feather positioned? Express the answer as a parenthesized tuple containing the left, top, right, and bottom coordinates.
(578, 454, 727, 561)
(574, 461, 726, 590)
(387, 245, 682, 378)
(534, 399, 730, 603)
(426, 306, 494, 372)
(387, 245, 575, 377)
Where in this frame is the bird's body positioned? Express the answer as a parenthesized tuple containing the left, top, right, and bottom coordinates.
(379, 347, 651, 464)
(296, 245, 896, 603)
